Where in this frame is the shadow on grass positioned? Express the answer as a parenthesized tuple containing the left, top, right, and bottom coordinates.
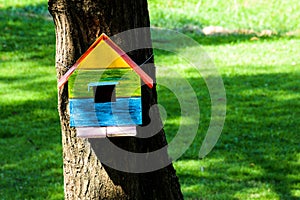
(158, 71, 299, 199)
(220, 72, 299, 199)
(0, 3, 63, 199)
(0, 96, 63, 199)
(191, 33, 286, 46)
(0, 3, 55, 66)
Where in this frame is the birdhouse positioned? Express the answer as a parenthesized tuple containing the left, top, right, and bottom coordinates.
(58, 33, 153, 138)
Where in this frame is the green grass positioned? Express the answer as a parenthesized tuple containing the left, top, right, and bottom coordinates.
(0, 1, 63, 199)
(0, 0, 299, 199)
(148, 0, 300, 34)
(156, 38, 300, 199)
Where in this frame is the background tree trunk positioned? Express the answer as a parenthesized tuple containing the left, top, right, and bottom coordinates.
(48, 0, 183, 199)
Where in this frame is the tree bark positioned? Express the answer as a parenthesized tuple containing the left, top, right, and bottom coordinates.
(48, 0, 183, 199)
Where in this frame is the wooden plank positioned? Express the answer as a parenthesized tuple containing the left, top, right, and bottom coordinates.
(107, 126, 137, 137)
(76, 127, 107, 138)
(76, 126, 137, 138)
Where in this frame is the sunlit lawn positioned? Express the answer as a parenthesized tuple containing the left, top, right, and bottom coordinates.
(0, 0, 299, 199)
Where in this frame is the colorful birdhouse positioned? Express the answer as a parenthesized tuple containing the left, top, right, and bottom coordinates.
(58, 33, 153, 138)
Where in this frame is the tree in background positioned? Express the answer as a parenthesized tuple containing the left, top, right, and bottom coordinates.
(48, 0, 183, 199)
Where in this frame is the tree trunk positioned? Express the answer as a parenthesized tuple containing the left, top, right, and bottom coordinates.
(48, 0, 183, 199)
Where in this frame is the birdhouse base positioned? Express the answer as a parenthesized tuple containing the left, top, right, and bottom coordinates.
(76, 126, 137, 138)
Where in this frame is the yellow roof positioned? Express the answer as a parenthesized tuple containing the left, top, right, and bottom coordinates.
(78, 38, 130, 69)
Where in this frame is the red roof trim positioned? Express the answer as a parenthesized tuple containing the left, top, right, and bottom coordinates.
(57, 33, 153, 89)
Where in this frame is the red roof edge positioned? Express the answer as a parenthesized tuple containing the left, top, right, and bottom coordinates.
(57, 33, 153, 89)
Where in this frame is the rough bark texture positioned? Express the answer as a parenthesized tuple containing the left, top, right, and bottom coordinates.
(48, 0, 183, 199)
